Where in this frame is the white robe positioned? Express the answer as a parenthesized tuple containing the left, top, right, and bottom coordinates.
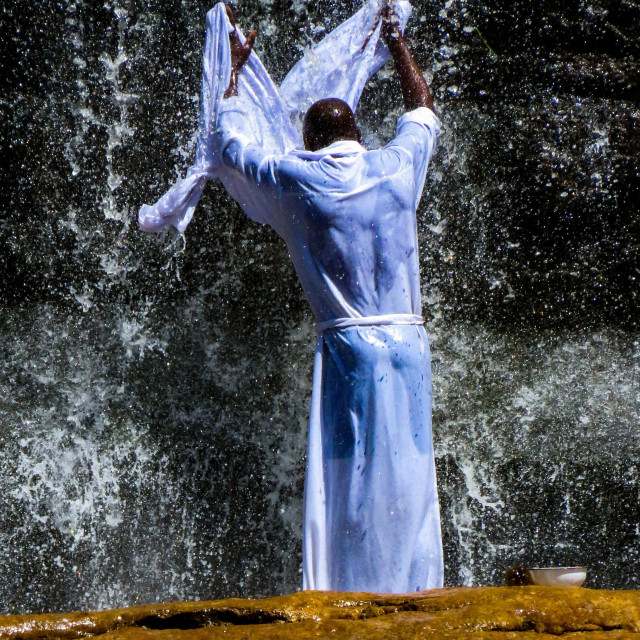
(217, 103, 443, 593)
(138, 0, 443, 593)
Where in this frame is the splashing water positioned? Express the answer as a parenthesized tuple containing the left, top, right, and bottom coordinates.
(1, 0, 638, 613)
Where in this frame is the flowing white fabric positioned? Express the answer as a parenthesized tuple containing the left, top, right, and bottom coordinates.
(138, 0, 410, 232)
(139, 0, 444, 594)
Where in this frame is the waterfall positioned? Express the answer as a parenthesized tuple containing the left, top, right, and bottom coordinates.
(1, 0, 638, 613)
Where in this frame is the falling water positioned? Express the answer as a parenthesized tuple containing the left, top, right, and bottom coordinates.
(1, 0, 639, 613)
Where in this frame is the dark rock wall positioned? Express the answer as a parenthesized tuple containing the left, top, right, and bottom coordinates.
(1, 0, 638, 613)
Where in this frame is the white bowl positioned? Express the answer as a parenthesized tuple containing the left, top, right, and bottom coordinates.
(527, 566, 587, 587)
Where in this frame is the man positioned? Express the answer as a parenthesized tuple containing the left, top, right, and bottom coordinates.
(218, 3, 442, 593)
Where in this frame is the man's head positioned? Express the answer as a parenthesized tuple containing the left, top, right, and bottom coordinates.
(303, 98, 361, 151)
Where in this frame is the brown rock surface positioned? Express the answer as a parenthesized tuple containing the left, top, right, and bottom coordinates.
(1, 587, 640, 639)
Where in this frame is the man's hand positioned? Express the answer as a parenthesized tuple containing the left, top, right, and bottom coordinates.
(224, 4, 257, 99)
(381, 3, 434, 112)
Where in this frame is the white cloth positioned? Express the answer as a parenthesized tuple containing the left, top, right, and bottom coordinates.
(138, 0, 443, 593)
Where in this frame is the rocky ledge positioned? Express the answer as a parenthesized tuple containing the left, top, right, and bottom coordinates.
(1, 587, 640, 639)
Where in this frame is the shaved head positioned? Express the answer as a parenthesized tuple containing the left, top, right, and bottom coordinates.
(303, 98, 361, 151)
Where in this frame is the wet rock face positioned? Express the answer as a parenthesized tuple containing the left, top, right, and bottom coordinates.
(1, 0, 639, 613)
(1, 587, 639, 639)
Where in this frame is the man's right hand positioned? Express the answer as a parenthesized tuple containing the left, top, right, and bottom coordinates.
(224, 5, 257, 99)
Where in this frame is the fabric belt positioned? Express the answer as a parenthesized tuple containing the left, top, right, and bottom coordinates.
(317, 313, 424, 333)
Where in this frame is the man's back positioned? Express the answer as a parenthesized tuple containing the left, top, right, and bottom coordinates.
(217, 105, 440, 324)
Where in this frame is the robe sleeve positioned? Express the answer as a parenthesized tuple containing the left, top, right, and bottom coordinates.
(385, 107, 441, 210)
(215, 97, 318, 233)
(215, 97, 285, 228)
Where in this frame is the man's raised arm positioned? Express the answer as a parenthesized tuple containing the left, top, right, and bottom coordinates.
(381, 5, 434, 113)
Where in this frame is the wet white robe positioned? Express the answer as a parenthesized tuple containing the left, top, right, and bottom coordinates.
(217, 103, 443, 593)
(138, 0, 443, 593)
